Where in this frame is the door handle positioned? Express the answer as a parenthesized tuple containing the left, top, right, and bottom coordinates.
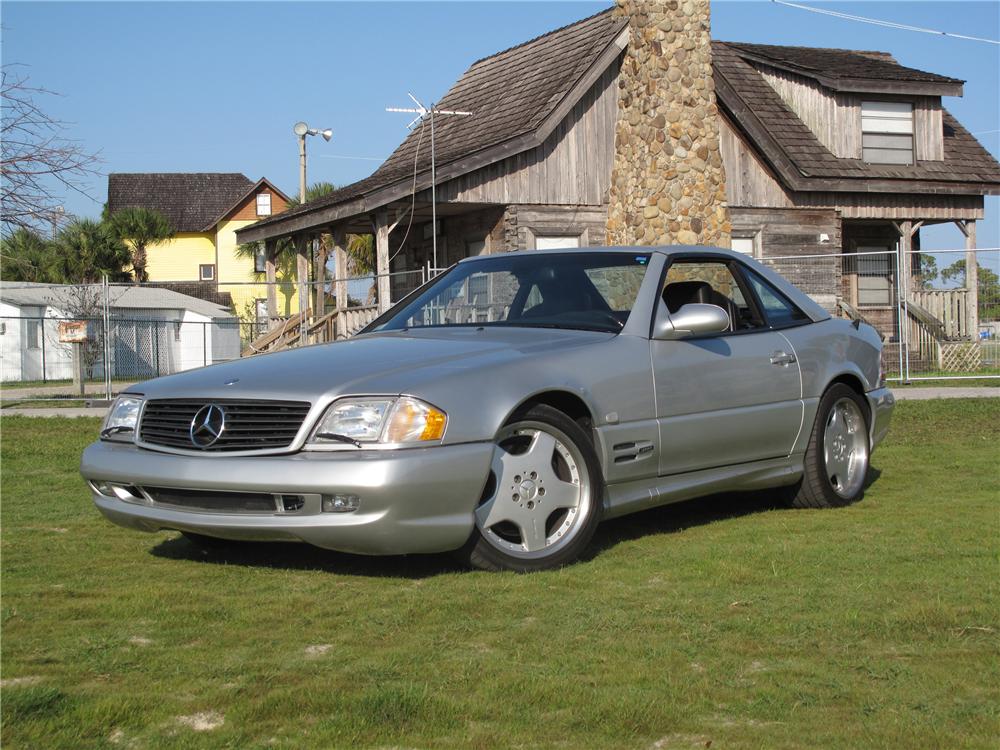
(770, 351, 797, 366)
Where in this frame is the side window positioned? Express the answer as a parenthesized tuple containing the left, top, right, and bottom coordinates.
(663, 260, 764, 332)
(742, 267, 809, 327)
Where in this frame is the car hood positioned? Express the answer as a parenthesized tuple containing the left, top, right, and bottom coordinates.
(130, 327, 614, 403)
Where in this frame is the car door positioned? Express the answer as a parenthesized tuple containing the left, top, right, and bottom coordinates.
(651, 257, 803, 476)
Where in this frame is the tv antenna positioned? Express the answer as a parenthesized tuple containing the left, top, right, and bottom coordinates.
(387, 93, 472, 270)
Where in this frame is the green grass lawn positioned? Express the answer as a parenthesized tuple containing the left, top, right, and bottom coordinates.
(2, 401, 998, 749)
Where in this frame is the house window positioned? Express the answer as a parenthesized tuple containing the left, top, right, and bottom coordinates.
(256, 193, 272, 217)
(855, 250, 893, 307)
(535, 235, 580, 250)
(25, 319, 41, 349)
(861, 101, 914, 165)
(466, 239, 486, 257)
(254, 246, 267, 273)
(199, 264, 216, 281)
(731, 235, 757, 257)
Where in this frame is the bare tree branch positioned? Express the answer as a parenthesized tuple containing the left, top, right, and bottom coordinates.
(1, 67, 102, 233)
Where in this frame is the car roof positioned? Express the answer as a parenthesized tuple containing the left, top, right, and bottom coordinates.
(456, 245, 831, 323)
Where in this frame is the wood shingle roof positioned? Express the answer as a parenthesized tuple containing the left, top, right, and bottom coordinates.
(107, 173, 255, 232)
(248, 9, 628, 233)
(722, 42, 962, 88)
(711, 41, 1000, 189)
(241, 8, 999, 240)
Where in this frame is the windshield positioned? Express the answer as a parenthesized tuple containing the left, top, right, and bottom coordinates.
(369, 252, 651, 334)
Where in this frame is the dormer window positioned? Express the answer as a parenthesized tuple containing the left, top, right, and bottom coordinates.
(861, 101, 914, 165)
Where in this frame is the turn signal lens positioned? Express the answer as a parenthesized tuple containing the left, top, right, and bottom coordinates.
(384, 397, 447, 443)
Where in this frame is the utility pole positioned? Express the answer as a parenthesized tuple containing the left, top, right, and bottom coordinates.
(293, 122, 333, 201)
(387, 94, 471, 270)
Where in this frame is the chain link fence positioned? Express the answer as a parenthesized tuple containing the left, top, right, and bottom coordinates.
(3, 249, 995, 406)
(761, 247, 999, 381)
(1, 269, 428, 403)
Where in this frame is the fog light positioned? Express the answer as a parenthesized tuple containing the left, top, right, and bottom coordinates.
(93, 480, 115, 497)
(322, 494, 360, 513)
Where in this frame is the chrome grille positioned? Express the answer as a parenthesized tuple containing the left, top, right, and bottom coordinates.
(139, 399, 311, 452)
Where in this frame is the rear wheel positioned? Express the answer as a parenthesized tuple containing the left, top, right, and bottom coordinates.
(458, 404, 603, 572)
(785, 384, 870, 509)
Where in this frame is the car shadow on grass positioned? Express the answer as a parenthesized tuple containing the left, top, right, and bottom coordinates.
(148, 467, 883, 576)
(588, 466, 883, 558)
(149, 535, 464, 579)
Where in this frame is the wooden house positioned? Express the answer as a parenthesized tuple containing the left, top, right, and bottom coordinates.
(236, 3, 999, 350)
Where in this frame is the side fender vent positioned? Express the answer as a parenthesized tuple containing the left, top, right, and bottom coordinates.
(612, 440, 654, 464)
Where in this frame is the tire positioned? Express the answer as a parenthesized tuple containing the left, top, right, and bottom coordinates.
(457, 404, 604, 572)
(785, 384, 871, 509)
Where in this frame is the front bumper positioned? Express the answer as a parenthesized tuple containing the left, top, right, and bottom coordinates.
(80, 440, 494, 555)
(866, 386, 895, 451)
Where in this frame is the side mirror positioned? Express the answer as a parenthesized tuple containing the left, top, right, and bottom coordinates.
(652, 302, 731, 341)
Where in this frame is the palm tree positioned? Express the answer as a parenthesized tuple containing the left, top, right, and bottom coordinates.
(50, 219, 132, 283)
(107, 207, 174, 282)
(0, 227, 52, 281)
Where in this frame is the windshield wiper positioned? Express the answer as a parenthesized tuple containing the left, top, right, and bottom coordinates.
(314, 432, 363, 448)
(515, 322, 616, 333)
(100, 426, 134, 439)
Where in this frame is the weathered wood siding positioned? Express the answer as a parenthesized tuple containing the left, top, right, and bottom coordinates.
(719, 114, 793, 208)
(732, 206, 842, 310)
(720, 112, 979, 219)
(755, 63, 860, 159)
(794, 192, 983, 219)
(754, 63, 944, 162)
(435, 60, 620, 206)
(507, 205, 610, 249)
(913, 97, 944, 161)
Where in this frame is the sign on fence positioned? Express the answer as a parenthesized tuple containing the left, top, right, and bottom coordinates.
(57, 320, 89, 343)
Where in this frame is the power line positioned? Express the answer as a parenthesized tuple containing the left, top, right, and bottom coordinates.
(318, 154, 384, 162)
(772, 0, 1000, 45)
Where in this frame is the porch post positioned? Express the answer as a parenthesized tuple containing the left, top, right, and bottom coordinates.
(375, 209, 391, 313)
(295, 235, 309, 345)
(898, 220, 912, 382)
(332, 227, 348, 310)
(314, 233, 328, 318)
(264, 238, 278, 321)
(963, 220, 978, 338)
(332, 226, 348, 339)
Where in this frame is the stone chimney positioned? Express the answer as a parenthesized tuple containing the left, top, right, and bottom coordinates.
(606, 0, 730, 247)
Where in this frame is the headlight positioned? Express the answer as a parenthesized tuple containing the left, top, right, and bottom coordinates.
(101, 395, 143, 441)
(308, 396, 447, 446)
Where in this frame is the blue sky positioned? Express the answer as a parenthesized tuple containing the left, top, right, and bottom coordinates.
(3, 0, 998, 254)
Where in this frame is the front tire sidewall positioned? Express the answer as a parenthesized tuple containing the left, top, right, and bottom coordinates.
(791, 384, 871, 509)
(460, 404, 603, 572)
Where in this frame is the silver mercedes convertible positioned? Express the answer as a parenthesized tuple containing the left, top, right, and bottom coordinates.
(81, 247, 894, 571)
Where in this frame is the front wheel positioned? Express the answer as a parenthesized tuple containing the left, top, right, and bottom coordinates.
(785, 384, 871, 509)
(458, 404, 603, 572)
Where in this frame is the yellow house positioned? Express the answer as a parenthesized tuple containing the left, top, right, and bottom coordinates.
(106, 173, 297, 328)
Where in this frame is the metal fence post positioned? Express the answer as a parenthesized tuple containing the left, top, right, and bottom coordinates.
(103, 276, 112, 399)
(40, 318, 47, 383)
(896, 245, 909, 378)
(203, 323, 207, 367)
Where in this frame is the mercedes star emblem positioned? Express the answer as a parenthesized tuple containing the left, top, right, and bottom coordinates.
(190, 404, 226, 448)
